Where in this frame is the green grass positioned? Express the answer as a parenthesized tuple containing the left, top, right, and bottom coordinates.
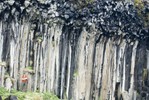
(26, 66, 33, 70)
(0, 87, 59, 100)
(43, 92, 59, 100)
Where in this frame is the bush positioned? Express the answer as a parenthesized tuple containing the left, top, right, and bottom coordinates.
(0, 87, 59, 100)
(43, 92, 59, 100)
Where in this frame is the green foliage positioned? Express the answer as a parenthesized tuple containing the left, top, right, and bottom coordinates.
(134, 0, 144, 16)
(83, 0, 95, 7)
(36, 36, 43, 43)
(26, 66, 33, 70)
(43, 92, 59, 100)
(0, 87, 8, 99)
(0, 87, 59, 100)
(0, 87, 25, 100)
(142, 68, 148, 86)
(99, 93, 102, 100)
(142, 68, 148, 80)
(52, 41, 55, 47)
(29, 60, 33, 65)
(64, 91, 67, 99)
(86, 0, 94, 4)
(134, 0, 144, 8)
(73, 69, 79, 77)
(134, 0, 149, 27)
(24, 66, 34, 73)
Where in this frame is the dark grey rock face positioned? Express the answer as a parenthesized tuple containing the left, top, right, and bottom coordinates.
(5, 95, 18, 100)
(0, 0, 149, 100)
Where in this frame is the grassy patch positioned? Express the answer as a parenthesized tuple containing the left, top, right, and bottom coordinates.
(0, 87, 59, 100)
(43, 92, 59, 100)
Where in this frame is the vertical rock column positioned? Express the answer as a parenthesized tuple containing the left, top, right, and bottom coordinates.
(0, 21, 4, 87)
(73, 27, 96, 100)
(129, 41, 138, 99)
(33, 21, 63, 93)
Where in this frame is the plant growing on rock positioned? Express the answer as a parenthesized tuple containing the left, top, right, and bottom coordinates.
(36, 36, 43, 43)
(134, 0, 149, 27)
(70, 0, 95, 9)
(23, 66, 34, 74)
(142, 68, 148, 86)
(0, 61, 7, 67)
(73, 69, 79, 77)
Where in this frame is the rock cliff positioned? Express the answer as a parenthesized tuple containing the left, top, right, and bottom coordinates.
(0, 0, 149, 100)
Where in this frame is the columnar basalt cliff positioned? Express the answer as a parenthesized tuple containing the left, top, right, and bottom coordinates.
(0, 0, 149, 100)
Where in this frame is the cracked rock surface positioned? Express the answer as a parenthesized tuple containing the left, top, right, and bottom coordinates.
(0, 0, 149, 100)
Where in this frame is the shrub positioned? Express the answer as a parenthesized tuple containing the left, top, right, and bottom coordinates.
(0, 87, 59, 100)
